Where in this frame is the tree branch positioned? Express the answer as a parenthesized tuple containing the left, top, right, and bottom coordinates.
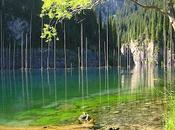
(91, 0, 168, 15)
(130, 0, 167, 15)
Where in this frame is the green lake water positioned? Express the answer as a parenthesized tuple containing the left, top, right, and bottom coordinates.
(0, 67, 173, 126)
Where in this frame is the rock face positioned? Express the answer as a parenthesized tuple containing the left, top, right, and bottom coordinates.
(121, 38, 159, 67)
(96, 0, 124, 22)
(7, 17, 29, 41)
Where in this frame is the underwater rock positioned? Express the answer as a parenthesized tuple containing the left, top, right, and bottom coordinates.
(7, 16, 29, 41)
(113, 111, 120, 114)
(102, 106, 111, 110)
(78, 112, 93, 124)
(93, 123, 103, 129)
(107, 127, 120, 130)
(108, 127, 120, 130)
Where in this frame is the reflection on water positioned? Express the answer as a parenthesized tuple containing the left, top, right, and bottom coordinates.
(0, 67, 173, 120)
(128, 65, 158, 92)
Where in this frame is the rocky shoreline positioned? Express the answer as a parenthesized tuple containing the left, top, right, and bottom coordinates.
(94, 98, 166, 130)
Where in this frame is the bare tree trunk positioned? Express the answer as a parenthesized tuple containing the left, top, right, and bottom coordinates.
(167, 0, 175, 31)
(170, 19, 175, 30)
(168, 16, 175, 31)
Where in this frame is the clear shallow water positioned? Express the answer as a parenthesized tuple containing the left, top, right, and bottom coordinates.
(0, 67, 173, 125)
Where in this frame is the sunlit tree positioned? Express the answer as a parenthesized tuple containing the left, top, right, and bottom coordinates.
(40, 0, 94, 42)
(40, 0, 175, 42)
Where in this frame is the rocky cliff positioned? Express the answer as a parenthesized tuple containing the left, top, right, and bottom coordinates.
(121, 38, 160, 67)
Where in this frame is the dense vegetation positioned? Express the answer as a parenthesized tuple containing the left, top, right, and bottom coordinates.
(0, 0, 173, 47)
(109, 0, 175, 45)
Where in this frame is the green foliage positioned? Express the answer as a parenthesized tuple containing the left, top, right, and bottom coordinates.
(41, 0, 91, 19)
(40, 0, 92, 42)
(41, 24, 57, 42)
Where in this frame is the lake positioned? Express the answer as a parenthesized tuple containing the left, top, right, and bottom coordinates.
(0, 66, 173, 126)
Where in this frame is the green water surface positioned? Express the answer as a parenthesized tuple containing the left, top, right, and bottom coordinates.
(0, 67, 173, 126)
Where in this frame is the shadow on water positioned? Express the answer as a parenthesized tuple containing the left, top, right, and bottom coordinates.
(0, 66, 174, 127)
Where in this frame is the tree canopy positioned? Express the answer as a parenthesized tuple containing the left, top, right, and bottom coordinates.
(40, 0, 175, 42)
(41, 0, 92, 19)
(40, 0, 92, 42)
